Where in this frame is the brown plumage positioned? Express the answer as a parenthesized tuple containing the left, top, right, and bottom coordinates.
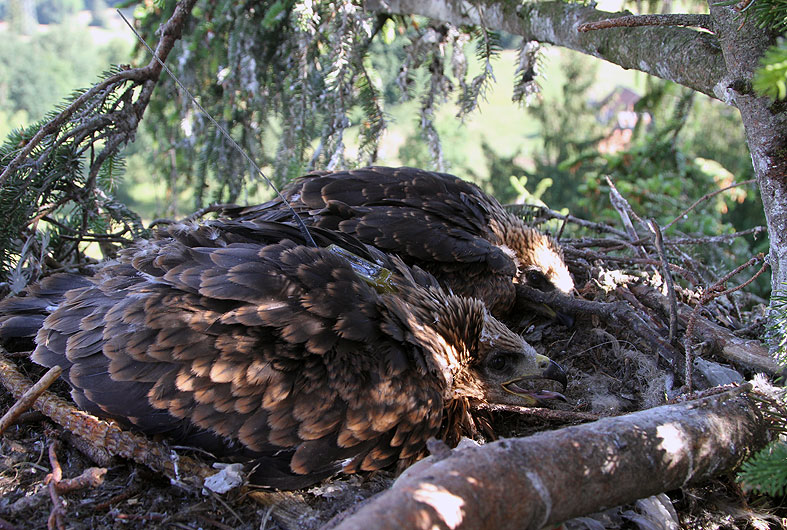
(223, 166, 574, 318)
(0, 221, 566, 489)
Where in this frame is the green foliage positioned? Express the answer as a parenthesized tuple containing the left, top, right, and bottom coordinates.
(524, 54, 605, 210)
(510, 174, 552, 206)
(3, 0, 40, 34)
(0, 1, 769, 297)
(754, 38, 787, 101)
(474, 141, 535, 204)
(0, 24, 130, 124)
(85, 0, 110, 27)
(35, 0, 84, 24)
(135, 0, 388, 209)
(355, 66, 386, 161)
(457, 27, 502, 118)
(743, 0, 787, 33)
(733, 0, 787, 100)
(133, 1, 517, 212)
(576, 92, 756, 264)
(768, 289, 787, 364)
(522, 55, 766, 291)
(0, 65, 146, 292)
(739, 442, 787, 497)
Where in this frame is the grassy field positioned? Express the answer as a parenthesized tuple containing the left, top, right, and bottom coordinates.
(338, 44, 646, 185)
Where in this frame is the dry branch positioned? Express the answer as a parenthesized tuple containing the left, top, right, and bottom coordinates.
(630, 284, 781, 377)
(525, 205, 629, 239)
(562, 247, 697, 283)
(650, 220, 678, 343)
(0, 0, 198, 186)
(606, 177, 648, 258)
(514, 285, 683, 373)
(330, 383, 773, 530)
(0, 365, 61, 435)
(682, 255, 768, 390)
(663, 179, 757, 232)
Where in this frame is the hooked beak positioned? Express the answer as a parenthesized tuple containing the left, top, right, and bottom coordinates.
(501, 354, 568, 404)
(540, 355, 568, 389)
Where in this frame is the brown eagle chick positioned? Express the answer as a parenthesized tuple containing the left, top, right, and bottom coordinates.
(0, 221, 566, 489)
(223, 166, 574, 318)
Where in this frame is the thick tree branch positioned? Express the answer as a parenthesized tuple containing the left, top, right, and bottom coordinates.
(332, 383, 774, 529)
(578, 14, 713, 32)
(365, 0, 726, 99)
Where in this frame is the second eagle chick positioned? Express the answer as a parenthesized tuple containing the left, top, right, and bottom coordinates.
(223, 166, 574, 319)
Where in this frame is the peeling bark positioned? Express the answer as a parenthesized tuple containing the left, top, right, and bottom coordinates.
(330, 384, 772, 530)
(365, 0, 725, 99)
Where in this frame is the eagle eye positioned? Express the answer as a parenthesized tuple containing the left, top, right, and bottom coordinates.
(525, 269, 551, 291)
(487, 353, 509, 372)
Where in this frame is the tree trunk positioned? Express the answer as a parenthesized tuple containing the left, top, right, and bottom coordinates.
(708, 4, 787, 338)
(329, 384, 772, 530)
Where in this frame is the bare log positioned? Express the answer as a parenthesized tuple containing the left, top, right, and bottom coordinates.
(330, 383, 772, 530)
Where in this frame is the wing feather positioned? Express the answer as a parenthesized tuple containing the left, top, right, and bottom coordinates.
(2, 220, 450, 488)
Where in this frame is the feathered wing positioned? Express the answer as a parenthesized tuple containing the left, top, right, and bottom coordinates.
(23, 226, 446, 489)
(0, 275, 93, 340)
(231, 167, 515, 271)
(226, 167, 519, 313)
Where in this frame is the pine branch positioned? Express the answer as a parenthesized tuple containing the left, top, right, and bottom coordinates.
(754, 38, 787, 100)
(367, 0, 726, 100)
(0, 0, 197, 289)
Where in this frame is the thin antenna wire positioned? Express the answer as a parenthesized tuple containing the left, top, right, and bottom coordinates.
(117, 9, 318, 248)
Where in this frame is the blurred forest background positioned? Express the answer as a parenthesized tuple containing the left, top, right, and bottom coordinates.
(0, 0, 769, 295)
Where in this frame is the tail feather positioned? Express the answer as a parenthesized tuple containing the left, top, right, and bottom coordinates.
(0, 273, 91, 340)
(0, 315, 47, 339)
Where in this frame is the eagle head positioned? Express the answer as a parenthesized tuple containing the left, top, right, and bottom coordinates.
(492, 214, 574, 296)
(406, 289, 567, 407)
